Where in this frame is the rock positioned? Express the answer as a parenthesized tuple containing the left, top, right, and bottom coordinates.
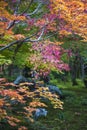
(34, 108, 47, 120)
(13, 75, 28, 85)
(14, 75, 37, 91)
(48, 85, 63, 97)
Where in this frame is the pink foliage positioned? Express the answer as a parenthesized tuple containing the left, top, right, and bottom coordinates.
(32, 41, 70, 71)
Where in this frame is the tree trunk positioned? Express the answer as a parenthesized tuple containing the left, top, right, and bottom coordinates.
(8, 64, 14, 77)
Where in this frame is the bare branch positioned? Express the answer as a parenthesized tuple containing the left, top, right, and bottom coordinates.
(44, 32, 58, 40)
(6, 20, 15, 30)
(26, 3, 42, 16)
(6, 1, 41, 30)
(0, 40, 21, 51)
(13, 42, 23, 60)
(6, 0, 21, 30)
(0, 25, 45, 51)
(25, 27, 45, 42)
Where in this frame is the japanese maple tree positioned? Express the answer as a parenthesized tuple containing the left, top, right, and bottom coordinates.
(50, 0, 87, 41)
(0, 1, 66, 129)
(0, 0, 69, 72)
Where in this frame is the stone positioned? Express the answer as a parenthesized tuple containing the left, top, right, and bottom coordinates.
(48, 85, 63, 97)
(34, 108, 47, 120)
(13, 75, 28, 85)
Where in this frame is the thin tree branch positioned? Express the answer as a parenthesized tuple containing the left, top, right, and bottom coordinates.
(25, 27, 45, 42)
(0, 40, 22, 51)
(0, 26, 45, 51)
(6, 20, 15, 30)
(13, 42, 23, 60)
(6, 1, 41, 30)
(26, 3, 42, 16)
(20, 0, 34, 15)
(43, 32, 58, 40)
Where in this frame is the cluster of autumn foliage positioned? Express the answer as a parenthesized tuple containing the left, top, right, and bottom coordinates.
(0, 0, 70, 71)
(0, 78, 63, 129)
(50, 0, 87, 41)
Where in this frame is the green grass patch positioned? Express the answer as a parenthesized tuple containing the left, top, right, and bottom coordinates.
(37, 79, 87, 130)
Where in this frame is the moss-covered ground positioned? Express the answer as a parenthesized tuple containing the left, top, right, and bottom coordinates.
(35, 79, 87, 130)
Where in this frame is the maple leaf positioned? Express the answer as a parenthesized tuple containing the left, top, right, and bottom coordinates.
(0, 99, 4, 107)
(14, 34, 25, 40)
(29, 101, 47, 108)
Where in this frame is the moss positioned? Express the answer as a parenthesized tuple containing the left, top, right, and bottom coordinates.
(37, 80, 87, 130)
